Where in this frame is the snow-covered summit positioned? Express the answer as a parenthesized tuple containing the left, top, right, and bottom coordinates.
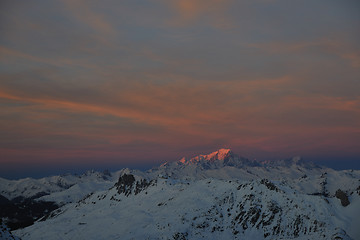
(179, 148, 252, 165)
(190, 148, 233, 162)
(159, 148, 259, 171)
(147, 149, 359, 198)
(150, 149, 318, 181)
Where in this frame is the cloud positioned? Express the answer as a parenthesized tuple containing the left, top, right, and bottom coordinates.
(62, 0, 117, 37)
(0, 45, 109, 72)
(248, 38, 360, 69)
(165, 0, 233, 28)
(1, 73, 358, 142)
(173, 0, 225, 19)
(341, 53, 360, 68)
(1, 73, 359, 165)
(1, 0, 359, 170)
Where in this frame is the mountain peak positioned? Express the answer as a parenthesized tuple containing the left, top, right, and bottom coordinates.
(176, 149, 234, 165)
(201, 148, 233, 161)
(169, 148, 258, 170)
(181, 148, 234, 165)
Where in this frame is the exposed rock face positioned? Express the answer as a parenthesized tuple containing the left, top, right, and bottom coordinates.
(115, 174, 136, 196)
(260, 179, 281, 192)
(115, 174, 153, 196)
(335, 189, 350, 207)
(134, 179, 153, 195)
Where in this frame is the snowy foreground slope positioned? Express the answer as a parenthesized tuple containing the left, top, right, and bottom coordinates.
(5, 149, 360, 239)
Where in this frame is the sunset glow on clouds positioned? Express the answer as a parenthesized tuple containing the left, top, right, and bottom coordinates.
(0, 0, 359, 177)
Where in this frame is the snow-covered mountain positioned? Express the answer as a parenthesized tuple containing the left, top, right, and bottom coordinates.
(15, 177, 358, 240)
(149, 149, 358, 197)
(2, 149, 359, 239)
(0, 170, 119, 232)
(0, 170, 115, 203)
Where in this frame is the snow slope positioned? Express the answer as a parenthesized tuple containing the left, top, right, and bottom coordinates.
(15, 176, 358, 240)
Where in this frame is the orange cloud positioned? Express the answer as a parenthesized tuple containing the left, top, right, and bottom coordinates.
(0, 88, 208, 138)
(0, 75, 288, 146)
(1, 71, 359, 164)
(166, 0, 233, 27)
(2, 73, 358, 139)
(341, 53, 360, 68)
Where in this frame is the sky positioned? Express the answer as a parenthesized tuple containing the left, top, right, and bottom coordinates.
(1, 0, 359, 179)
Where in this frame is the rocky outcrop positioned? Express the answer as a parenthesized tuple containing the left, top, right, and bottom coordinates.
(115, 174, 153, 196)
(260, 179, 281, 192)
(335, 189, 350, 207)
(115, 174, 135, 196)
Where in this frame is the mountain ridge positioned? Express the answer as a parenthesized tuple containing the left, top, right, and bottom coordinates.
(1, 149, 359, 240)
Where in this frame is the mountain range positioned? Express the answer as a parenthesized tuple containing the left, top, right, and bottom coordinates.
(1, 149, 359, 239)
